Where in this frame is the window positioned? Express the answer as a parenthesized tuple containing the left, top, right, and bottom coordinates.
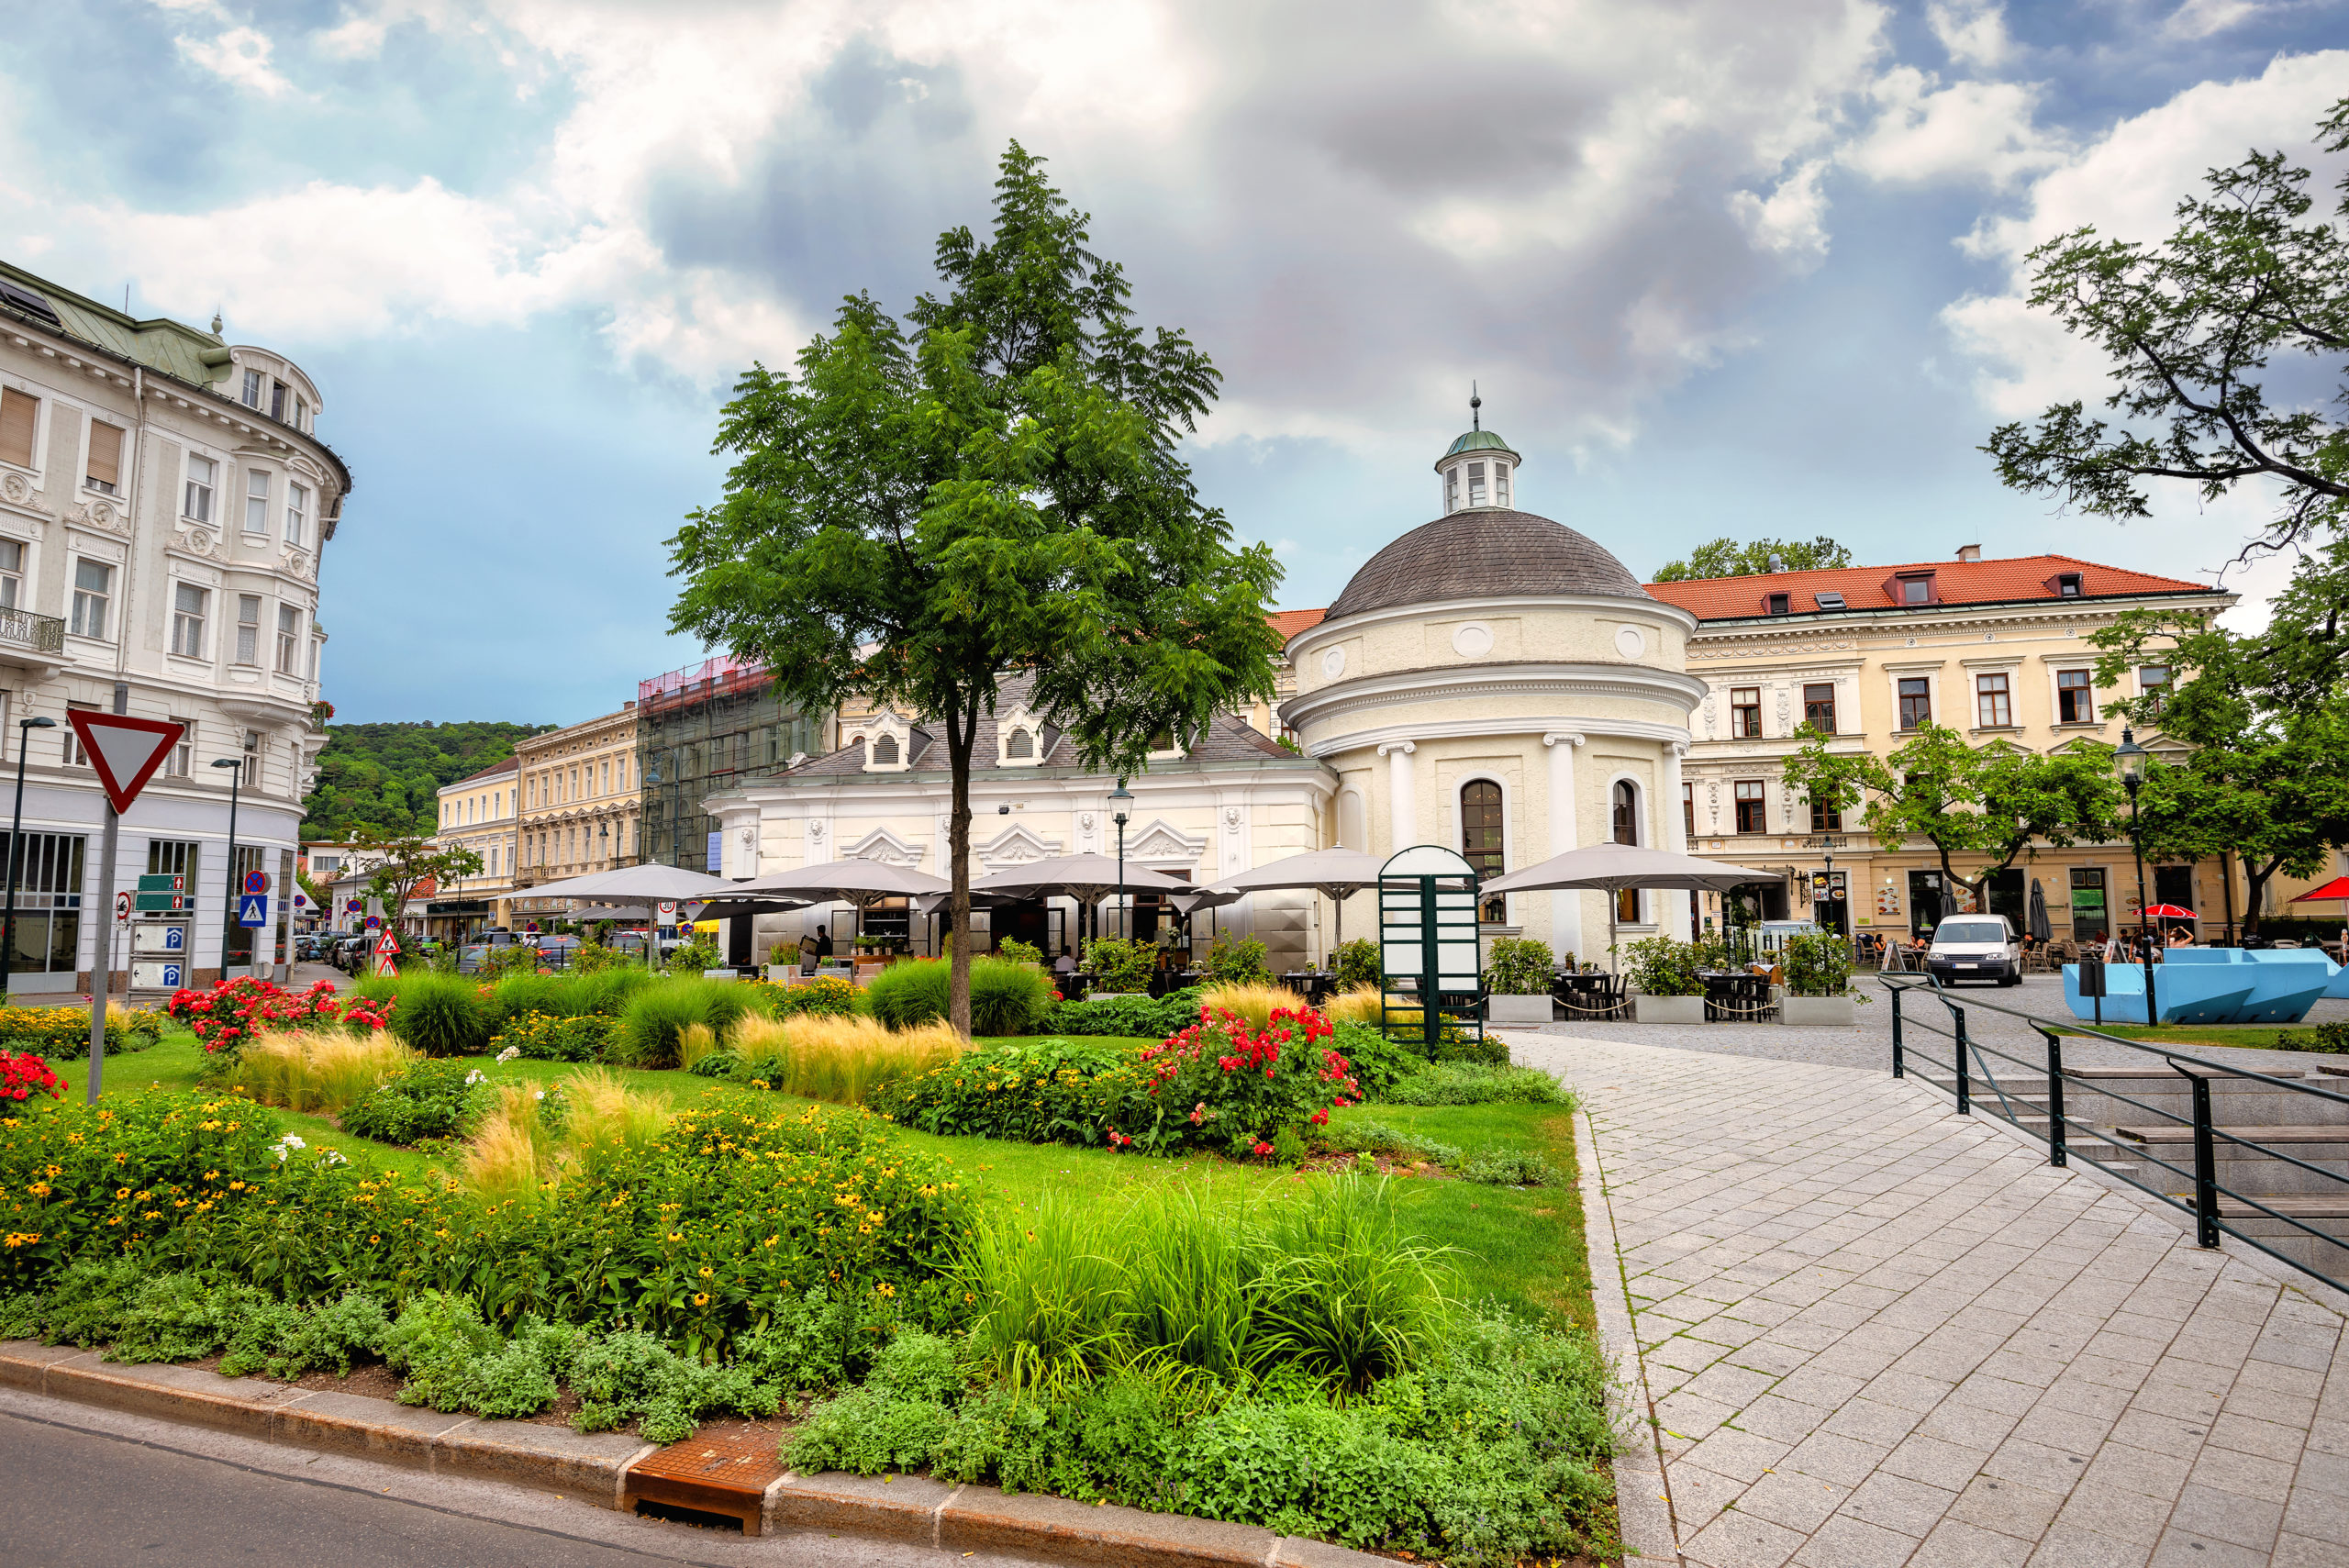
(1802, 683, 1837, 734)
(1445, 466, 1459, 511)
(242, 729, 260, 784)
(1766, 593, 1790, 616)
(1815, 591, 1846, 610)
(2056, 573, 2082, 597)
(1898, 575, 1932, 604)
(1898, 677, 1932, 729)
(0, 539, 21, 610)
(1613, 780, 1640, 923)
(84, 421, 124, 494)
(1148, 727, 1176, 752)
(148, 840, 197, 883)
(1731, 687, 1762, 738)
(1809, 795, 1842, 832)
(184, 455, 215, 522)
(1683, 782, 1695, 839)
(244, 470, 270, 534)
(871, 733, 899, 765)
(1494, 462, 1509, 507)
(234, 595, 260, 665)
(1007, 727, 1033, 760)
(170, 584, 207, 657)
(70, 559, 112, 639)
(295, 396, 307, 430)
(64, 701, 95, 766)
(0, 388, 37, 470)
(2057, 669, 2095, 724)
(270, 383, 287, 422)
(3, 832, 85, 978)
(275, 605, 300, 673)
(285, 483, 308, 545)
(1734, 780, 1765, 834)
(1461, 781, 1505, 922)
(1467, 462, 1486, 507)
(1976, 673, 2012, 728)
(2139, 665, 2172, 717)
(242, 370, 264, 409)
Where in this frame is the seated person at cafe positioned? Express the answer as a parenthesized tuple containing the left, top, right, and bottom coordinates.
(2165, 925, 2194, 948)
(1054, 946, 1077, 973)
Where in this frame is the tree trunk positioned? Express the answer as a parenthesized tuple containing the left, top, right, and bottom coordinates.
(2243, 855, 2281, 939)
(946, 700, 976, 1040)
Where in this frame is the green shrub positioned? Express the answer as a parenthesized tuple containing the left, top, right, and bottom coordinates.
(1385, 1062, 1569, 1107)
(568, 966, 657, 1016)
(867, 958, 1055, 1036)
(2, 1005, 134, 1060)
(770, 975, 857, 1018)
(488, 1010, 611, 1062)
(1782, 931, 1854, 997)
(665, 939, 721, 974)
(1330, 1021, 1424, 1100)
(996, 938, 1042, 965)
(485, 973, 578, 1028)
(1621, 936, 1704, 997)
(2277, 1019, 2349, 1053)
(390, 973, 492, 1057)
(1330, 940, 1381, 995)
(572, 940, 637, 973)
(340, 1060, 485, 1144)
(873, 1038, 1148, 1145)
(1203, 935, 1274, 986)
(1084, 939, 1157, 994)
(608, 979, 757, 1069)
(569, 1329, 780, 1441)
(1041, 989, 1200, 1040)
(1483, 938, 1553, 996)
(1456, 1149, 1564, 1186)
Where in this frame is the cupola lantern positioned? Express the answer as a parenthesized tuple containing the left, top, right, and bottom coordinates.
(1434, 384, 1522, 514)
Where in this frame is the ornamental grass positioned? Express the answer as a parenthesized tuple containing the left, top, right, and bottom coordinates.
(462, 1069, 669, 1200)
(1196, 982, 1300, 1030)
(1320, 987, 1384, 1027)
(728, 1014, 962, 1106)
(229, 1029, 416, 1116)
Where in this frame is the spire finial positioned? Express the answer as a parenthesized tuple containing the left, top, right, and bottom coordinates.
(1469, 382, 1481, 430)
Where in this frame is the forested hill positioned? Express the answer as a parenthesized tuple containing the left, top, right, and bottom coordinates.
(300, 721, 552, 841)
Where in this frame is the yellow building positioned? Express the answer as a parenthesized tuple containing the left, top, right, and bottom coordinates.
(512, 702, 641, 927)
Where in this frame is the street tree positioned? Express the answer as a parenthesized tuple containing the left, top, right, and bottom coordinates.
(361, 838, 484, 935)
(2092, 599, 2349, 933)
(1984, 98, 2349, 552)
(1784, 723, 2124, 913)
(1652, 536, 1854, 582)
(668, 144, 1281, 1036)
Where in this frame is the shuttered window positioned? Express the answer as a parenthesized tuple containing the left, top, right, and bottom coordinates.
(85, 420, 124, 493)
(0, 388, 36, 470)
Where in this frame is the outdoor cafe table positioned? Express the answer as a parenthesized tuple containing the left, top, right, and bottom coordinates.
(1699, 971, 1773, 1021)
(1281, 971, 1335, 1006)
(1551, 971, 1621, 1019)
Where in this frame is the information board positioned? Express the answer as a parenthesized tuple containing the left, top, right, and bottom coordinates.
(1375, 845, 1485, 1051)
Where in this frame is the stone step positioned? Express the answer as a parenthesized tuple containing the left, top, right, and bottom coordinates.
(2113, 1125, 2349, 1144)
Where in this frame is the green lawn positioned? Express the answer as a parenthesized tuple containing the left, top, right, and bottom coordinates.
(49, 1029, 1593, 1332)
(2051, 1022, 2345, 1054)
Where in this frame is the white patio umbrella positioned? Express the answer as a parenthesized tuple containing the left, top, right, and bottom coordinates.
(733, 861, 953, 953)
(1211, 847, 1386, 962)
(516, 863, 743, 969)
(1482, 842, 1777, 973)
(975, 853, 1191, 945)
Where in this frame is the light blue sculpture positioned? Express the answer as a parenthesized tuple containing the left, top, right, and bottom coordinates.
(2065, 949, 2335, 1025)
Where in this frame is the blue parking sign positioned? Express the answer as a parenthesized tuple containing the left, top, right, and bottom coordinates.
(162, 926, 184, 952)
(238, 894, 269, 928)
(160, 962, 182, 987)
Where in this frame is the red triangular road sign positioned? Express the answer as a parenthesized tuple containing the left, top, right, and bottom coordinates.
(374, 932, 402, 955)
(65, 712, 184, 816)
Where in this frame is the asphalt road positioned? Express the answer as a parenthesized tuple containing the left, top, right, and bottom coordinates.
(0, 1396, 1027, 1568)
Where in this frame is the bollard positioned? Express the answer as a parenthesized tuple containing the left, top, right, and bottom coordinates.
(1953, 1005, 1970, 1116)
(2043, 1030, 2066, 1168)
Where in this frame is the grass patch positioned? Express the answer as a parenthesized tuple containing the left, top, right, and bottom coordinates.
(2051, 1023, 2348, 1052)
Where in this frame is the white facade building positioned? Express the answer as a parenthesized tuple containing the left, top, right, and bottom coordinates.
(0, 262, 342, 991)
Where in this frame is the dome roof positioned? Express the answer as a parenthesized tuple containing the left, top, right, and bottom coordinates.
(1441, 428, 1518, 462)
(1326, 509, 1652, 620)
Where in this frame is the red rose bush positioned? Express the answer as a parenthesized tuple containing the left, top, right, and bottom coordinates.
(1112, 1003, 1357, 1157)
(165, 977, 390, 1064)
(0, 1050, 60, 1102)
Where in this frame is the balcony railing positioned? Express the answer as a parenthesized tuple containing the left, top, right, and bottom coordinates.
(0, 608, 66, 656)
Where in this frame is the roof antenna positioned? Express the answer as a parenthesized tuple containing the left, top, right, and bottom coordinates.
(1470, 382, 1481, 431)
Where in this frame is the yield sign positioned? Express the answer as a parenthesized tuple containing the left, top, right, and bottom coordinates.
(65, 711, 184, 816)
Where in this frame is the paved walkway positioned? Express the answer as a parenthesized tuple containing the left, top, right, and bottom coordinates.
(1507, 1029, 2349, 1568)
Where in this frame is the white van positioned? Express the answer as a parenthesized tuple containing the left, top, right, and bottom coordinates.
(1927, 915, 2022, 987)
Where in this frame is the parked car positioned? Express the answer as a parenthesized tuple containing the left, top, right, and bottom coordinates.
(330, 936, 371, 975)
(531, 934, 582, 970)
(1927, 915, 2023, 987)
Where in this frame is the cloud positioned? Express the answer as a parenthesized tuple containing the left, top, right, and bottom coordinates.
(1841, 66, 2064, 187)
(175, 24, 297, 97)
(1926, 0, 2012, 68)
(1731, 159, 1832, 261)
(2160, 0, 2266, 41)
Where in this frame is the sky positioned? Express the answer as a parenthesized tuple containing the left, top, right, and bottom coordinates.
(1, 0, 2343, 726)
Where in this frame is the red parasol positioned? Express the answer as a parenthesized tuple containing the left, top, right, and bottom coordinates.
(2288, 877, 2349, 904)
(2141, 904, 2196, 919)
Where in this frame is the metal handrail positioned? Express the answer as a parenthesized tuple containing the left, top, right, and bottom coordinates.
(0, 606, 64, 654)
(1880, 973, 2349, 1294)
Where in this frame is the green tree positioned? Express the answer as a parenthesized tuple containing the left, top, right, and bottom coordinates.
(301, 721, 549, 840)
(362, 838, 485, 931)
(1652, 536, 1854, 582)
(2091, 598, 2349, 934)
(667, 144, 1281, 1036)
(1784, 723, 2125, 912)
(1984, 98, 2349, 550)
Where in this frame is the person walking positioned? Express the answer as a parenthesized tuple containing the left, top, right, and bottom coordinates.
(813, 925, 833, 965)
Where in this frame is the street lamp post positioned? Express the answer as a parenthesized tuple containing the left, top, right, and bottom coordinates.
(1, 716, 57, 995)
(1109, 778, 1132, 942)
(212, 759, 243, 979)
(2114, 728, 2158, 1029)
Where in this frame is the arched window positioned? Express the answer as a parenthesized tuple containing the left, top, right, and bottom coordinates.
(871, 733, 899, 765)
(1462, 781, 1506, 924)
(1007, 728, 1033, 760)
(1613, 780, 1640, 924)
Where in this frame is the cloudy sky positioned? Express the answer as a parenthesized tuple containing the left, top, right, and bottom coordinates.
(3, 1, 2343, 724)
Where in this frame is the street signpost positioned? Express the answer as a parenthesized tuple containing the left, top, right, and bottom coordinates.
(115, 892, 130, 924)
(242, 870, 269, 896)
(373, 930, 401, 978)
(345, 899, 362, 914)
(134, 873, 190, 913)
(238, 894, 270, 928)
(67, 709, 184, 1104)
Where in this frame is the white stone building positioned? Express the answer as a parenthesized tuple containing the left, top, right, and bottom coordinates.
(0, 262, 341, 990)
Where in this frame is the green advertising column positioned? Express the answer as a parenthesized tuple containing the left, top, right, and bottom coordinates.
(1376, 845, 1485, 1052)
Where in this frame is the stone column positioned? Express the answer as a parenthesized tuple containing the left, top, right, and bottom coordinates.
(1378, 741, 1417, 851)
(1664, 740, 1692, 941)
(1542, 731, 1584, 961)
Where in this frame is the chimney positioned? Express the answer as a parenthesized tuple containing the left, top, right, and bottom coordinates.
(1956, 544, 1982, 563)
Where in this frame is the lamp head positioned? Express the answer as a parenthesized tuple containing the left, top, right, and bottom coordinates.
(19, 717, 52, 730)
(2114, 727, 2147, 789)
(210, 758, 239, 771)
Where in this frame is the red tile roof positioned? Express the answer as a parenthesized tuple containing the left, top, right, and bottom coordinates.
(1268, 607, 1327, 643)
(445, 756, 520, 787)
(1642, 554, 2219, 621)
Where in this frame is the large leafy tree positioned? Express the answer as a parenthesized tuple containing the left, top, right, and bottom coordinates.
(362, 838, 484, 932)
(2092, 596, 2349, 933)
(1784, 723, 2124, 911)
(1984, 98, 2348, 552)
(1652, 536, 1853, 582)
(669, 145, 1281, 1035)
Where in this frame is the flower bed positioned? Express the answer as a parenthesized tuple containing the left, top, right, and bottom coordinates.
(487, 1010, 612, 1062)
(165, 977, 373, 1062)
(0, 1050, 60, 1103)
(0, 1005, 160, 1060)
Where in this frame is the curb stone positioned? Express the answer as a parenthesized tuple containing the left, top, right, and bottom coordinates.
(0, 1340, 1393, 1567)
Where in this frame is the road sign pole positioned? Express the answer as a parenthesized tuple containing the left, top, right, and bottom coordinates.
(85, 801, 119, 1104)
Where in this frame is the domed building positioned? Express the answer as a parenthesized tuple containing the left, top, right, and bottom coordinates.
(1277, 406, 1704, 961)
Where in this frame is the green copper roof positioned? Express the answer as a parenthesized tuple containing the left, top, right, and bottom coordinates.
(0, 260, 234, 389)
(1439, 428, 1519, 463)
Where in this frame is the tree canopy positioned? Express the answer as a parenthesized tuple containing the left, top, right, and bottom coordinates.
(1984, 98, 2349, 553)
(668, 143, 1281, 1034)
(301, 721, 548, 842)
(364, 837, 484, 925)
(1652, 536, 1854, 582)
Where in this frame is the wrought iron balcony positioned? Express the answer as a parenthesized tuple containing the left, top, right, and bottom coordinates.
(0, 607, 65, 656)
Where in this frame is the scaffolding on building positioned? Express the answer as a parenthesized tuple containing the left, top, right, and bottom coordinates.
(636, 655, 829, 872)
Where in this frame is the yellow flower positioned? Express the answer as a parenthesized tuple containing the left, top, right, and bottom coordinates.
(697, 1265, 713, 1278)
(692, 1292, 709, 1306)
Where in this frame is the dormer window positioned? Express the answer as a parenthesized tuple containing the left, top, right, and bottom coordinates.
(1887, 572, 1936, 606)
(2056, 573, 2082, 597)
(871, 734, 898, 765)
(1766, 593, 1790, 616)
(1815, 591, 1845, 610)
(1007, 728, 1032, 760)
(1467, 462, 1486, 507)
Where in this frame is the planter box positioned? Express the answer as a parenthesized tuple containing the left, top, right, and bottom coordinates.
(1633, 994, 1707, 1025)
(1486, 994, 1556, 1024)
(1778, 994, 1856, 1028)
